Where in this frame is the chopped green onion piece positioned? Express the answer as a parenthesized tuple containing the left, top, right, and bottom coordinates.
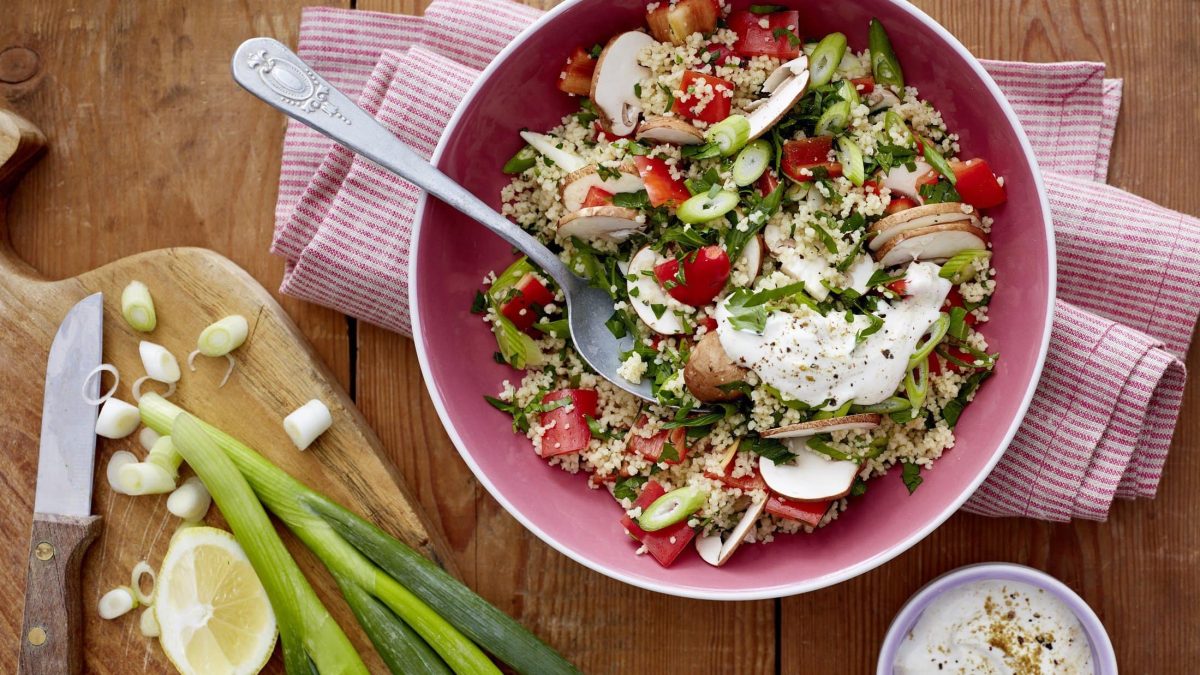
(837, 78, 861, 107)
(908, 313, 950, 369)
(883, 110, 913, 146)
(488, 257, 536, 303)
(637, 486, 708, 532)
(677, 190, 740, 224)
(806, 436, 855, 462)
(705, 115, 751, 157)
(98, 586, 137, 620)
(938, 249, 992, 284)
(809, 32, 848, 87)
(851, 397, 912, 414)
(166, 476, 212, 522)
(502, 145, 538, 174)
(816, 100, 852, 136)
(197, 315, 249, 357)
(869, 18, 904, 90)
(904, 357, 930, 411)
(121, 281, 157, 333)
(923, 140, 957, 185)
(731, 139, 773, 186)
(283, 399, 332, 451)
(838, 137, 866, 186)
(947, 306, 969, 340)
(495, 314, 544, 370)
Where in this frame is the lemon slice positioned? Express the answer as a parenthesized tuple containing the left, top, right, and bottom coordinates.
(156, 526, 277, 675)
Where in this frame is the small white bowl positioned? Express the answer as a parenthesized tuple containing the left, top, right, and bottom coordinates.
(877, 563, 1117, 674)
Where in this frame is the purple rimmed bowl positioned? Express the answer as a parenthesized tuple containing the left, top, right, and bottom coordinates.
(877, 563, 1117, 673)
(411, 0, 1054, 599)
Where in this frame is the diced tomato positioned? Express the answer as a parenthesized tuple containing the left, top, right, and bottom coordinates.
(539, 389, 598, 457)
(582, 186, 614, 208)
(653, 246, 731, 307)
(557, 47, 596, 97)
(620, 480, 696, 567)
(727, 10, 802, 59)
(705, 43, 734, 66)
(673, 71, 734, 124)
(885, 279, 909, 297)
(757, 167, 781, 197)
(929, 345, 977, 376)
(949, 158, 1007, 209)
(696, 315, 719, 334)
(863, 180, 881, 195)
(498, 273, 555, 332)
(885, 196, 919, 215)
(765, 495, 831, 528)
(943, 288, 978, 327)
(626, 416, 689, 465)
(633, 156, 691, 207)
(781, 137, 842, 183)
(850, 76, 875, 95)
(704, 461, 767, 492)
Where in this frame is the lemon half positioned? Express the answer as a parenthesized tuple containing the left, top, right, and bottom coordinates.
(155, 526, 277, 675)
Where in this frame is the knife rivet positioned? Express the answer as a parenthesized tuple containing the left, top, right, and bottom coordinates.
(27, 627, 46, 646)
(34, 542, 54, 561)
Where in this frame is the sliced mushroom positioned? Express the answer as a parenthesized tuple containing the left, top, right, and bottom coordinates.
(558, 206, 644, 243)
(881, 159, 933, 201)
(591, 32, 656, 137)
(874, 221, 988, 268)
(685, 332, 748, 402)
(762, 56, 808, 94)
(747, 56, 810, 140)
(868, 87, 902, 112)
(759, 446, 860, 502)
(519, 130, 586, 173)
(697, 497, 767, 567)
(636, 116, 705, 145)
(560, 164, 645, 212)
(695, 533, 723, 565)
(868, 202, 979, 251)
(734, 234, 764, 286)
(760, 414, 882, 440)
(627, 246, 685, 335)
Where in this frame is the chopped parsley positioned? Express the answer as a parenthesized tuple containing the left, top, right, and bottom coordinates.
(742, 436, 797, 465)
(918, 180, 962, 204)
(613, 475, 648, 502)
(900, 461, 923, 494)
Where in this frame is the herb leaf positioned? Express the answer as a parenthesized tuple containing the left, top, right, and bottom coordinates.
(742, 436, 797, 465)
(613, 475, 648, 502)
(900, 461, 923, 494)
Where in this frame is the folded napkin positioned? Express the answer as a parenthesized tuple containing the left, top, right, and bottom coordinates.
(271, 0, 1199, 522)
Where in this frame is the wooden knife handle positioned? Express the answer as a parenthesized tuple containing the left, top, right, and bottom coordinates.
(18, 513, 102, 675)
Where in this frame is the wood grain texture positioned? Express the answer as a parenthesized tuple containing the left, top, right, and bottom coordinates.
(1, 0, 1197, 673)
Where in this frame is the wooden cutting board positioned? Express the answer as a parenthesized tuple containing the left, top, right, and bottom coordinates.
(0, 108, 452, 673)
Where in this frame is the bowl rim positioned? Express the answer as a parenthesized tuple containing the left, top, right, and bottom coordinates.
(875, 563, 1118, 674)
(410, 0, 1057, 600)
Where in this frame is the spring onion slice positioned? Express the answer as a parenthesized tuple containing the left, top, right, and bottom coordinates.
(883, 110, 913, 146)
(677, 190, 740, 224)
(905, 357, 930, 412)
(139, 608, 161, 638)
(502, 145, 538, 175)
(138, 427, 161, 452)
(852, 397, 912, 414)
(187, 351, 238, 388)
(908, 313, 951, 368)
(106, 450, 139, 495)
(119, 436, 182, 495)
(731, 139, 772, 186)
(869, 18, 905, 90)
(838, 137, 866, 186)
(96, 398, 141, 439)
(705, 115, 751, 157)
(121, 281, 156, 333)
(938, 249, 992, 284)
(82, 364, 119, 406)
(805, 436, 855, 462)
(167, 476, 212, 522)
(495, 314, 544, 370)
(837, 78, 861, 107)
(131, 561, 157, 605)
(139, 341, 181, 383)
(922, 141, 957, 185)
(283, 399, 333, 451)
(197, 315, 249, 357)
(637, 486, 707, 532)
(98, 586, 137, 620)
(131, 376, 176, 403)
(815, 100, 852, 136)
(808, 32, 848, 87)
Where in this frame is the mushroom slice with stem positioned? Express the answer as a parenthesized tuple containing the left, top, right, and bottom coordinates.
(685, 332, 748, 402)
(591, 31, 656, 137)
(557, 206, 644, 243)
(747, 56, 809, 140)
(874, 221, 988, 268)
(627, 246, 685, 335)
(560, 164, 645, 212)
(759, 446, 860, 502)
(734, 234, 764, 285)
(697, 497, 768, 567)
(760, 414, 882, 440)
(636, 116, 705, 145)
(868, 202, 979, 251)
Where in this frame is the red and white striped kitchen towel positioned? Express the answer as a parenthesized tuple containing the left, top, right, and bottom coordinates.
(270, 0, 1200, 522)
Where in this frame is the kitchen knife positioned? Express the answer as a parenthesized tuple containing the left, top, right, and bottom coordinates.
(19, 293, 104, 675)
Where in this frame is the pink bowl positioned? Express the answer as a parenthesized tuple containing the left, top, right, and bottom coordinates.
(412, 0, 1054, 599)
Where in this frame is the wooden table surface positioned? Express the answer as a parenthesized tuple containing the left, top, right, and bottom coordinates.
(3, 1, 1198, 672)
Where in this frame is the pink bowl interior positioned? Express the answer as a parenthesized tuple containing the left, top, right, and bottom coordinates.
(413, 0, 1051, 598)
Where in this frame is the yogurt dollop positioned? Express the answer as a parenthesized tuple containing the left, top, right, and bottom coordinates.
(894, 579, 1095, 675)
(715, 262, 950, 407)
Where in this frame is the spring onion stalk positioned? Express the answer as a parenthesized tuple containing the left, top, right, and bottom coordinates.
(121, 281, 157, 333)
(168, 413, 368, 675)
(106, 450, 138, 495)
(334, 572, 453, 675)
(197, 315, 249, 357)
(82, 364, 119, 405)
(705, 115, 751, 157)
(922, 140, 957, 185)
(837, 137, 866, 186)
(138, 427, 161, 451)
(131, 561, 157, 605)
(815, 100, 852, 136)
(677, 190, 740, 224)
(808, 32, 847, 87)
(98, 586, 137, 620)
(908, 313, 951, 368)
(851, 397, 912, 415)
(502, 145, 538, 175)
(868, 18, 904, 90)
(905, 358, 930, 412)
(139, 341, 181, 383)
(139, 608, 161, 638)
(938, 249, 992, 284)
(167, 476, 212, 522)
(141, 394, 577, 675)
(96, 398, 140, 439)
(731, 139, 772, 186)
(283, 399, 333, 451)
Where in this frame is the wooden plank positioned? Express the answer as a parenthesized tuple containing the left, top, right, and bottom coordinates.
(781, 1, 1200, 672)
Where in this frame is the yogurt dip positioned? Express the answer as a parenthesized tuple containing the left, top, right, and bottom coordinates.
(893, 579, 1094, 674)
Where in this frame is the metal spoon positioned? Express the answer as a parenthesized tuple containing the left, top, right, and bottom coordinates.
(231, 38, 658, 403)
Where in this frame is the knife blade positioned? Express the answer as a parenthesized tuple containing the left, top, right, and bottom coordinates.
(19, 293, 105, 675)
